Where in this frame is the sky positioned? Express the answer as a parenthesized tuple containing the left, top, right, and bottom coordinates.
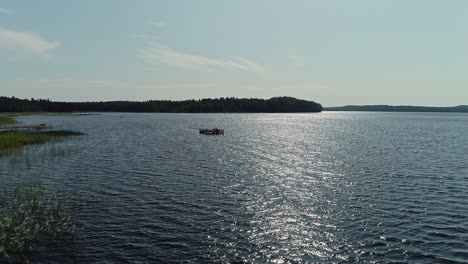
(0, 0, 467, 106)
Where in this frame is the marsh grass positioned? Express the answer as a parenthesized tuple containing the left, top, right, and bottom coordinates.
(0, 116, 85, 262)
(0, 117, 16, 126)
(0, 185, 76, 262)
(2, 125, 48, 130)
(0, 130, 84, 152)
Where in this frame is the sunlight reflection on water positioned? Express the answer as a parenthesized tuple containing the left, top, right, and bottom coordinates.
(0, 112, 467, 263)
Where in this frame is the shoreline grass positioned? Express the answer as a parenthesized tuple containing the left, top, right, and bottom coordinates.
(0, 116, 17, 126)
(0, 115, 84, 262)
(0, 130, 84, 152)
(0, 115, 84, 153)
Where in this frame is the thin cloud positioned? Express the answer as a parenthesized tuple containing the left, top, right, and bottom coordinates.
(151, 21, 165, 28)
(9, 78, 222, 101)
(288, 55, 305, 66)
(0, 8, 13, 15)
(13, 78, 220, 95)
(0, 26, 60, 56)
(140, 44, 264, 72)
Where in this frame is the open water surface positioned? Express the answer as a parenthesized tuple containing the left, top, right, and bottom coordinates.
(1, 112, 467, 263)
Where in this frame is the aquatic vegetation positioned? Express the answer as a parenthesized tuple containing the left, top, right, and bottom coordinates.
(0, 185, 76, 261)
(0, 130, 84, 152)
(0, 116, 16, 126)
(4, 124, 48, 130)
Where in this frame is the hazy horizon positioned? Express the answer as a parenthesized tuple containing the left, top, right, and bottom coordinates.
(1, 1, 467, 106)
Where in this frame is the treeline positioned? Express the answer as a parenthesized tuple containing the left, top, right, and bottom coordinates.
(0, 96, 322, 113)
(325, 105, 468, 112)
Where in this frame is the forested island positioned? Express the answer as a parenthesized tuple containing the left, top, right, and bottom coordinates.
(325, 105, 468, 113)
(0, 96, 322, 113)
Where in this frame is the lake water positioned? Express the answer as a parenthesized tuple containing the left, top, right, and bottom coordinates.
(1, 112, 467, 263)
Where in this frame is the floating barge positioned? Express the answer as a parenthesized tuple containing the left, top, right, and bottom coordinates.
(199, 128, 224, 135)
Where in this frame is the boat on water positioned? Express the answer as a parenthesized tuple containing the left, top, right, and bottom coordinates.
(199, 128, 224, 135)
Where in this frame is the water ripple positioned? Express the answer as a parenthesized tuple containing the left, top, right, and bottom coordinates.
(0, 112, 467, 263)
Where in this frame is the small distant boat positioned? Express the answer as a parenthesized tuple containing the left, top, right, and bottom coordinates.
(199, 128, 224, 135)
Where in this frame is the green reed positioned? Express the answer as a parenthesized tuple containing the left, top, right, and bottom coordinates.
(0, 117, 16, 126)
(0, 130, 84, 152)
(0, 185, 76, 261)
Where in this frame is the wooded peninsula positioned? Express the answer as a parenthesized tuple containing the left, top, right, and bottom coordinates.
(0, 96, 322, 113)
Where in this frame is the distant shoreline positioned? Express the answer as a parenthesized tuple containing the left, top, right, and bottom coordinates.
(324, 105, 468, 113)
(0, 96, 323, 113)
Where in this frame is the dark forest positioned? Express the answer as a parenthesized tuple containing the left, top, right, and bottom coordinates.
(0, 96, 322, 113)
